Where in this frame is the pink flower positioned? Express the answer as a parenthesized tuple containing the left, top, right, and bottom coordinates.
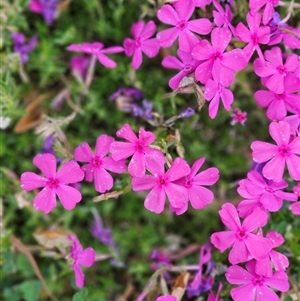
(249, 0, 279, 25)
(110, 124, 159, 177)
(254, 73, 300, 121)
(20, 153, 84, 214)
(204, 63, 234, 119)
(289, 183, 300, 215)
(253, 47, 299, 94)
(67, 42, 124, 68)
(156, 296, 177, 301)
(156, 0, 212, 52)
(255, 231, 289, 277)
(132, 152, 190, 214)
(123, 20, 160, 70)
(70, 55, 90, 78)
(171, 157, 219, 214)
(212, 0, 235, 35)
(68, 235, 96, 288)
(210, 203, 272, 264)
(251, 121, 300, 182)
(162, 47, 200, 89)
(231, 108, 247, 125)
(193, 0, 212, 7)
(284, 111, 300, 136)
(235, 12, 270, 61)
(237, 171, 297, 214)
(29, 0, 58, 25)
(74, 134, 126, 193)
(226, 260, 289, 301)
(192, 27, 246, 84)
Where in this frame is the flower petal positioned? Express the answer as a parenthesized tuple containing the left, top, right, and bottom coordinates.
(72, 264, 84, 288)
(77, 247, 96, 267)
(94, 168, 114, 193)
(226, 265, 253, 285)
(262, 155, 285, 182)
(74, 142, 93, 163)
(157, 4, 179, 26)
(144, 185, 166, 214)
(33, 187, 56, 214)
(20, 172, 47, 191)
(188, 185, 214, 209)
(229, 240, 252, 264)
(33, 153, 57, 178)
(244, 234, 272, 260)
(164, 183, 188, 208)
(55, 185, 82, 210)
(96, 52, 117, 68)
(211, 231, 236, 252)
(251, 141, 277, 163)
(157, 27, 179, 48)
(57, 161, 84, 184)
(95, 134, 114, 157)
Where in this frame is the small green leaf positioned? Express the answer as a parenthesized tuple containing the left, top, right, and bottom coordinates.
(72, 288, 88, 301)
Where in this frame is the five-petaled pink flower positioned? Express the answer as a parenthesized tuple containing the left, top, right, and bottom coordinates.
(192, 27, 246, 84)
(204, 63, 234, 119)
(237, 170, 297, 214)
(226, 260, 289, 301)
(132, 152, 191, 214)
(235, 12, 270, 62)
(157, 0, 212, 52)
(123, 20, 160, 70)
(162, 47, 200, 89)
(171, 157, 219, 214)
(253, 47, 299, 94)
(74, 134, 126, 193)
(20, 153, 84, 214)
(251, 121, 300, 182)
(255, 230, 289, 277)
(210, 203, 272, 264)
(254, 73, 300, 121)
(110, 124, 159, 177)
(68, 235, 96, 288)
(213, 0, 235, 35)
(67, 42, 124, 68)
(231, 108, 247, 125)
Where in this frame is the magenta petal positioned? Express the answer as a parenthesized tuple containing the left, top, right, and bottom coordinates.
(188, 18, 212, 35)
(56, 185, 82, 210)
(270, 250, 289, 272)
(178, 29, 199, 52)
(255, 256, 272, 277)
(212, 27, 231, 53)
(132, 175, 157, 191)
(256, 286, 280, 301)
(72, 264, 84, 288)
(157, 27, 179, 48)
(164, 183, 188, 208)
(110, 142, 135, 161)
(230, 284, 256, 301)
(226, 265, 252, 284)
(260, 192, 282, 212)
(141, 39, 160, 58)
(188, 185, 214, 209)
(219, 203, 241, 230)
(33, 187, 56, 214)
(94, 168, 113, 193)
(157, 4, 179, 25)
(251, 141, 277, 162)
(132, 48, 143, 69)
(77, 247, 96, 267)
(102, 157, 126, 174)
(162, 55, 184, 69)
(189, 158, 205, 178)
(144, 150, 165, 176)
(95, 134, 114, 157)
(266, 73, 284, 94)
(254, 90, 275, 108)
(141, 21, 157, 40)
(97, 52, 117, 68)
(116, 124, 138, 142)
(33, 153, 57, 178)
(229, 240, 251, 264)
(211, 231, 236, 252)
(269, 121, 291, 146)
(174, 0, 194, 20)
(20, 172, 47, 191)
(193, 167, 220, 185)
(244, 234, 272, 260)
(243, 207, 268, 230)
(128, 151, 146, 176)
(204, 79, 218, 100)
(208, 93, 220, 119)
(144, 185, 166, 214)
(221, 88, 233, 111)
(264, 272, 289, 292)
(286, 154, 300, 181)
(222, 49, 247, 71)
(57, 161, 84, 184)
(169, 71, 186, 89)
(74, 142, 93, 163)
(166, 158, 190, 181)
(101, 46, 124, 54)
(192, 40, 212, 61)
(288, 137, 300, 154)
(238, 199, 262, 218)
(262, 155, 285, 182)
(139, 128, 155, 145)
(236, 22, 251, 42)
(290, 202, 300, 215)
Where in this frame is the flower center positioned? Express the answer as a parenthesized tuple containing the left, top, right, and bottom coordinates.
(252, 276, 265, 286)
(275, 93, 285, 100)
(276, 65, 287, 75)
(177, 20, 187, 30)
(136, 143, 144, 153)
(278, 144, 291, 157)
(236, 228, 248, 240)
(213, 51, 222, 61)
(185, 177, 193, 188)
(157, 176, 168, 187)
(135, 37, 141, 48)
(217, 83, 223, 93)
(183, 64, 193, 73)
(91, 156, 102, 168)
(47, 177, 60, 189)
(251, 34, 258, 44)
(265, 186, 274, 193)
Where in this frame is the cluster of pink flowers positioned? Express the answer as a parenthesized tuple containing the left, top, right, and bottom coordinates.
(20, 0, 299, 298)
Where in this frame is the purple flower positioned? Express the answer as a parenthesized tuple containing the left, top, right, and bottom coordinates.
(90, 210, 114, 246)
(123, 20, 160, 70)
(68, 235, 96, 288)
(131, 100, 153, 120)
(29, 0, 58, 25)
(110, 87, 143, 101)
(70, 56, 90, 78)
(179, 107, 195, 118)
(11, 32, 37, 63)
(157, 0, 212, 52)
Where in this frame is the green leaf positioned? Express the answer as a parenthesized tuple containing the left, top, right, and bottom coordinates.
(19, 280, 42, 301)
(72, 288, 88, 301)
